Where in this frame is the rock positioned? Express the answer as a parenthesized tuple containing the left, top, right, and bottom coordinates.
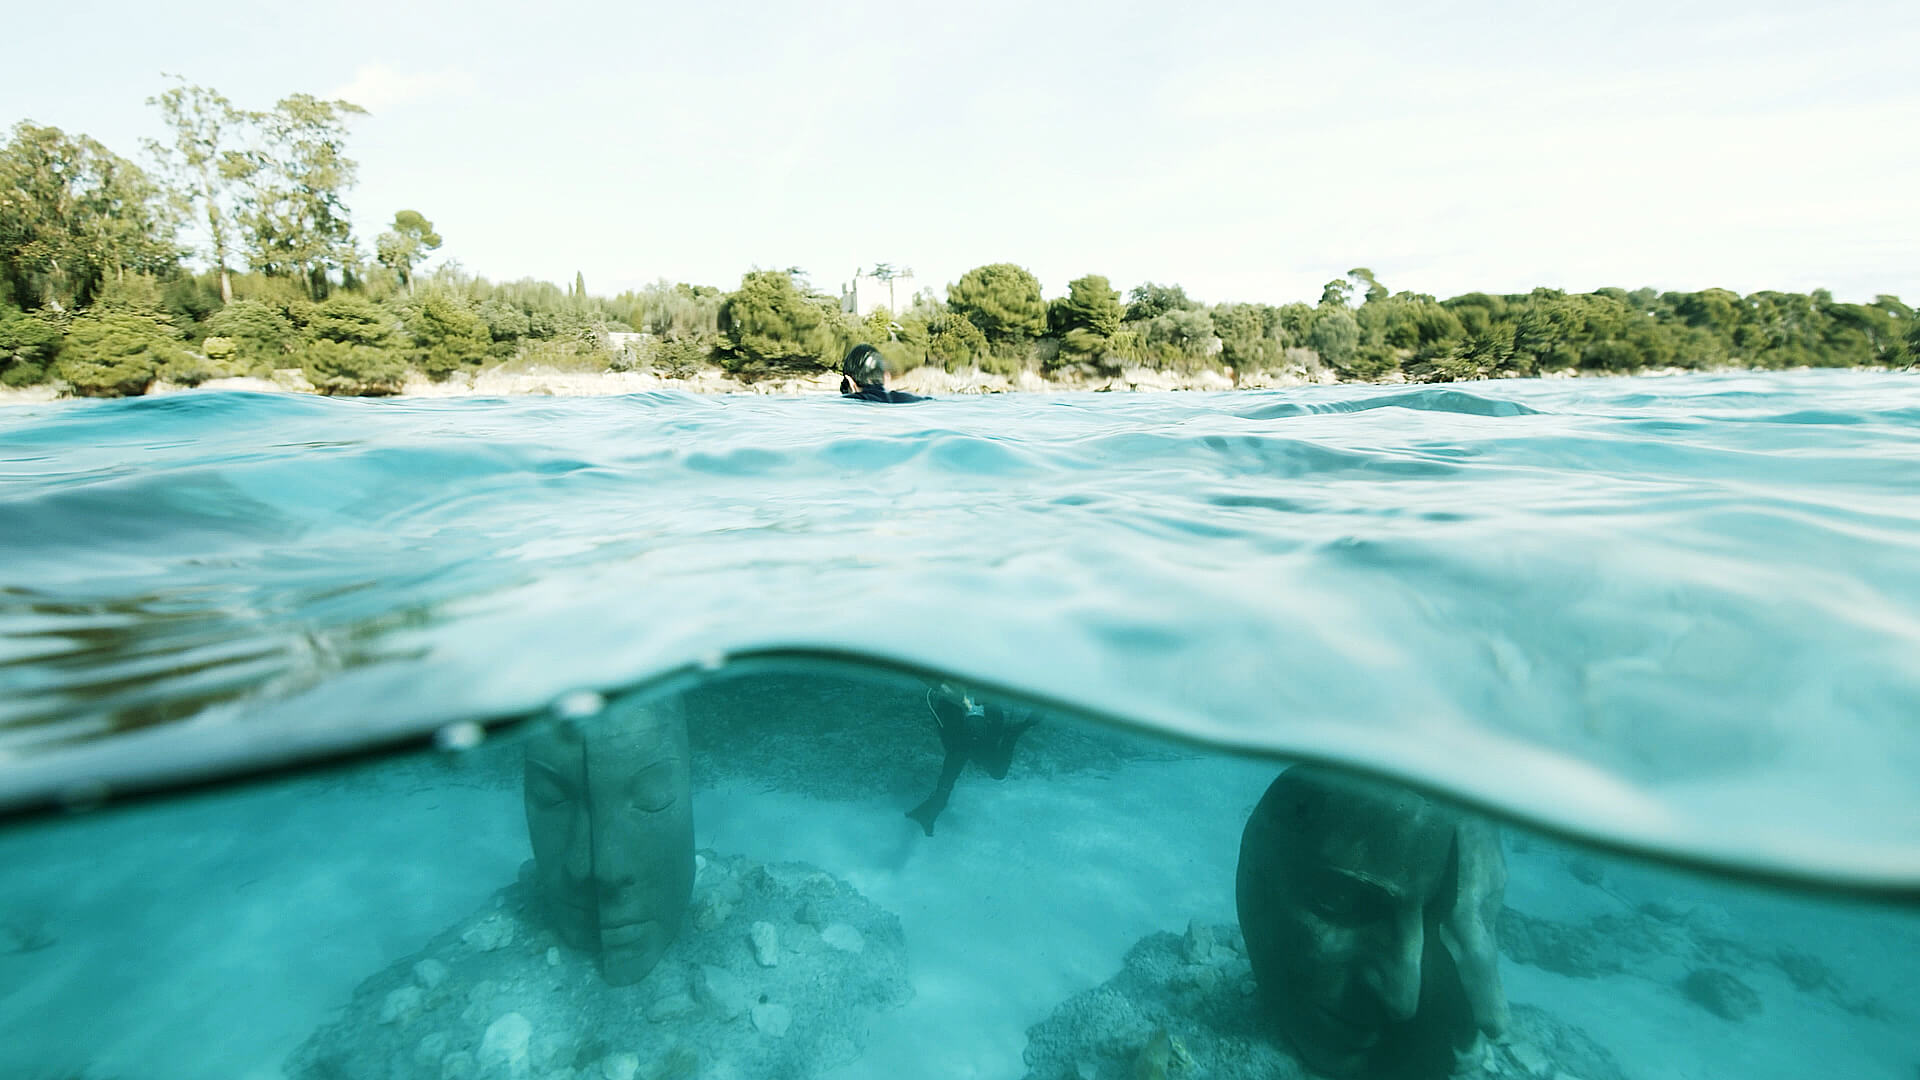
(749, 921, 779, 967)
(692, 964, 749, 1019)
(413, 958, 450, 990)
(478, 1012, 532, 1077)
(415, 1033, 450, 1069)
(1181, 920, 1214, 964)
(646, 993, 698, 1022)
(751, 1001, 793, 1037)
(378, 986, 424, 1025)
(1509, 1040, 1553, 1077)
(692, 892, 732, 931)
(820, 923, 865, 954)
(1683, 968, 1762, 1021)
(546, 946, 561, 967)
(442, 1051, 477, 1080)
(463, 914, 515, 952)
(794, 900, 826, 927)
(599, 1053, 639, 1080)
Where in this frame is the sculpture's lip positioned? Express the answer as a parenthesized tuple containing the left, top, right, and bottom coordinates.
(1308, 1004, 1382, 1050)
(599, 919, 662, 948)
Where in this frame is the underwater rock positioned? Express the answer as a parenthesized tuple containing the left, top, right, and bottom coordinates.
(1682, 968, 1762, 1021)
(753, 1001, 794, 1037)
(750, 920, 780, 966)
(415, 958, 451, 990)
(286, 851, 911, 1080)
(1498, 908, 1622, 979)
(477, 1011, 531, 1076)
(379, 985, 425, 1025)
(1020, 925, 1628, 1080)
(820, 923, 865, 953)
(1503, 902, 1861, 1016)
(1180, 920, 1213, 964)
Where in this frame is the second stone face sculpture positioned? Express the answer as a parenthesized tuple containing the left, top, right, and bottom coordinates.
(522, 695, 695, 986)
(1235, 765, 1510, 1080)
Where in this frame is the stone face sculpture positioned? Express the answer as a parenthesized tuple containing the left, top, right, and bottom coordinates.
(1235, 765, 1509, 1080)
(522, 695, 694, 986)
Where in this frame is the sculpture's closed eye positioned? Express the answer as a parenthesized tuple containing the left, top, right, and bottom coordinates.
(630, 761, 679, 812)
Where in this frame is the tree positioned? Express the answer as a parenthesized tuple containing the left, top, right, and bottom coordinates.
(0, 306, 61, 386)
(1049, 274, 1124, 367)
(1347, 268, 1389, 305)
(232, 94, 367, 295)
(1124, 282, 1197, 322)
(402, 291, 490, 378)
(870, 262, 913, 312)
(375, 210, 441, 294)
(145, 77, 247, 303)
(946, 263, 1047, 344)
(56, 277, 189, 396)
(0, 122, 180, 311)
(204, 298, 295, 372)
(301, 339, 406, 395)
(1306, 306, 1361, 372)
(1051, 274, 1123, 338)
(1319, 278, 1354, 307)
(718, 269, 828, 373)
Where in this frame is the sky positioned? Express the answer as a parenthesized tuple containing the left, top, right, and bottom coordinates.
(7, 0, 1918, 306)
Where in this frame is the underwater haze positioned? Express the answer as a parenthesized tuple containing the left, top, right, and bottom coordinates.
(1, 372, 1918, 1079)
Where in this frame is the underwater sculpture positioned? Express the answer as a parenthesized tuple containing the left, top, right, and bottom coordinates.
(523, 695, 694, 985)
(1235, 765, 1509, 1080)
(906, 681, 1039, 835)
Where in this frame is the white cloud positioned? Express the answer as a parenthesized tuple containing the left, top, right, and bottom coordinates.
(327, 64, 473, 112)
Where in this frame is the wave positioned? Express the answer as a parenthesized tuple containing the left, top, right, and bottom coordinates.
(1, 371, 1917, 894)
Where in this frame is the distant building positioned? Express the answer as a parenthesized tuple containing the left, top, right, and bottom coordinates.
(841, 267, 915, 318)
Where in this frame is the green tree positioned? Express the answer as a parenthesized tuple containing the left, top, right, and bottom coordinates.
(402, 291, 491, 378)
(947, 263, 1047, 344)
(1347, 268, 1389, 305)
(0, 122, 180, 311)
(305, 293, 396, 347)
(232, 94, 367, 295)
(204, 298, 295, 372)
(301, 339, 406, 395)
(374, 210, 441, 294)
(0, 306, 61, 386)
(1050, 274, 1123, 340)
(1306, 305, 1362, 373)
(145, 77, 247, 303)
(57, 278, 190, 396)
(1123, 282, 1197, 322)
(927, 310, 988, 371)
(718, 269, 828, 374)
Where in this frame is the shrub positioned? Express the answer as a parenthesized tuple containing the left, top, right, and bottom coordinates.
(300, 339, 406, 396)
(58, 307, 187, 396)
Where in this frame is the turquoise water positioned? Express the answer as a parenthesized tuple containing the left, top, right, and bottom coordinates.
(1, 372, 1918, 1079)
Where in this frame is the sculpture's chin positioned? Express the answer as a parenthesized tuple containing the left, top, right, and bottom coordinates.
(1282, 1007, 1382, 1078)
(599, 921, 667, 985)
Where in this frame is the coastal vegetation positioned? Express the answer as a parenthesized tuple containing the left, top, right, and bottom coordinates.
(2, 82, 1915, 397)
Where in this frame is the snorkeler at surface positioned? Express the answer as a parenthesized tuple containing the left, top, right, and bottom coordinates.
(906, 682, 1038, 835)
(840, 343, 928, 403)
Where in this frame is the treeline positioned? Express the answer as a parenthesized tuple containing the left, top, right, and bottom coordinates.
(2, 83, 1916, 397)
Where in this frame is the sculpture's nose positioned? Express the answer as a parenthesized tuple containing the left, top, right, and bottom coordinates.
(1365, 916, 1425, 1023)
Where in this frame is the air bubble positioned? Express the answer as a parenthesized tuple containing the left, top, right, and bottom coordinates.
(553, 690, 605, 719)
(433, 721, 486, 752)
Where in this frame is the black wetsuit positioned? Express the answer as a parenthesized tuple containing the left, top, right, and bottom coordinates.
(841, 377, 927, 403)
(906, 694, 1037, 836)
